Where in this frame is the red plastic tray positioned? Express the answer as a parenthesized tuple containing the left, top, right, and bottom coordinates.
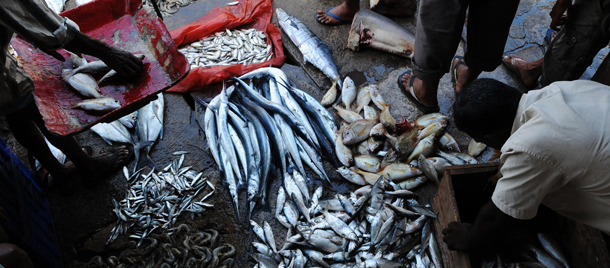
(10, 0, 189, 135)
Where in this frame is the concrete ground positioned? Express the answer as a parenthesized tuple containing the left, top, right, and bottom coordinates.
(1, 0, 608, 266)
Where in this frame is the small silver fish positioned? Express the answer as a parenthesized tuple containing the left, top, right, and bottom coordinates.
(342, 76, 356, 110)
(71, 97, 121, 111)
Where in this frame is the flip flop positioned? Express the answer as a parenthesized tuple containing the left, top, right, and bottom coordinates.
(545, 29, 556, 46)
(451, 56, 466, 88)
(316, 7, 352, 25)
(397, 69, 440, 114)
(501, 54, 536, 89)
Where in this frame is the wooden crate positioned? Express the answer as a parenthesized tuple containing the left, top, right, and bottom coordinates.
(432, 163, 610, 268)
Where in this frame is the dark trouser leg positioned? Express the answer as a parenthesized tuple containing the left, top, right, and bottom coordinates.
(540, 0, 610, 86)
(465, 0, 520, 71)
(412, 0, 469, 81)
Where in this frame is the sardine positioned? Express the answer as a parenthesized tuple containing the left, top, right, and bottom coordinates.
(71, 97, 120, 111)
(321, 78, 339, 106)
(354, 154, 382, 173)
(342, 77, 356, 110)
(63, 70, 102, 98)
(377, 163, 422, 182)
(468, 138, 486, 157)
(334, 104, 363, 123)
(438, 132, 460, 152)
(343, 118, 378, 145)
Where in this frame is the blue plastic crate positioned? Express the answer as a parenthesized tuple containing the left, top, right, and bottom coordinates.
(0, 137, 63, 268)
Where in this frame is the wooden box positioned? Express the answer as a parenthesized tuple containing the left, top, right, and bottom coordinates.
(432, 163, 610, 268)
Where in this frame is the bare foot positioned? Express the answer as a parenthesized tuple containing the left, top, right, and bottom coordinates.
(401, 72, 438, 108)
(316, 1, 358, 25)
(503, 55, 542, 89)
(80, 145, 132, 185)
(452, 57, 482, 93)
(372, 0, 416, 17)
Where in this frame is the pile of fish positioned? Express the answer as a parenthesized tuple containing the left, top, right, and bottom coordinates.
(251, 176, 443, 268)
(87, 224, 235, 268)
(199, 67, 339, 222)
(179, 28, 272, 69)
(479, 233, 571, 268)
(141, 0, 197, 17)
(106, 153, 214, 245)
(63, 53, 144, 112)
(90, 93, 164, 171)
(276, 8, 341, 88)
(329, 82, 486, 188)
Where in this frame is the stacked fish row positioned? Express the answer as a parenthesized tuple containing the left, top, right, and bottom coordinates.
(330, 82, 486, 188)
(88, 224, 235, 268)
(63, 53, 145, 112)
(251, 176, 443, 268)
(478, 233, 572, 268)
(200, 67, 338, 222)
(179, 28, 272, 69)
(106, 153, 215, 245)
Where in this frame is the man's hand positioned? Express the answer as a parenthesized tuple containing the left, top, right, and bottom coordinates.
(0, 206, 7, 223)
(442, 221, 473, 252)
(98, 47, 143, 77)
(550, 0, 571, 31)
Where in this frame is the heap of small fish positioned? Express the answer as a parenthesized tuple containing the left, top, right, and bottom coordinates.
(87, 224, 235, 268)
(479, 233, 572, 268)
(141, 0, 197, 16)
(179, 28, 272, 69)
(276, 8, 341, 88)
(106, 153, 214, 245)
(330, 82, 485, 188)
(252, 176, 443, 268)
(199, 67, 339, 222)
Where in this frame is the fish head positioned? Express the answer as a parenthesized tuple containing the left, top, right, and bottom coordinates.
(343, 76, 355, 90)
(342, 129, 355, 144)
(106, 98, 122, 109)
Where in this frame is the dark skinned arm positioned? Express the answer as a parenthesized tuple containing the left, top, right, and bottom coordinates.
(62, 32, 143, 77)
(442, 200, 525, 252)
(0, 206, 8, 243)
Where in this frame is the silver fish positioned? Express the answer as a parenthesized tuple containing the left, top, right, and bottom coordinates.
(135, 93, 164, 170)
(276, 8, 341, 87)
(117, 111, 138, 129)
(407, 135, 436, 162)
(369, 84, 387, 110)
(321, 78, 339, 107)
(63, 70, 102, 98)
(71, 97, 120, 111)
(342, 77, 356, 110)
(418, 155, 439, 185)
(343, 118, 378, 145)
(355, 85, 372, 114)
(337, 167, 366, 185)
(334, 104, 363, 123)
(334, 126, 353, 166)
(363, 105, 378, 120)
(414, 113, 450, 129)
(377, 163, 422, 182)
(354, 154, 381, 173)
(70, 61, 110, 75)
(438, 132, 460, 152)
(90, 121, 134, 145)
(537, 233, 571, 268)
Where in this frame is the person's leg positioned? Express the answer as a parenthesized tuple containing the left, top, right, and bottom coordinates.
(0, 243, 35, 268)
(405, 0, 469, 108)
(371, 0, 417, 18)
(502, 56, 544, 89)
(460, 0, 520, 91)
(540, 0, 610, 86)
(316, 0, 360, 25)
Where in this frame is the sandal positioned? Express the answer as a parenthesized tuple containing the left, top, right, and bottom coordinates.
(451, 55, 466, 89)
(397, 69, 440, 114)
(316, 7, 353, 25)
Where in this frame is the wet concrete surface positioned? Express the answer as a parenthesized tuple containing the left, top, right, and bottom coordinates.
(2, 0, 610, 266)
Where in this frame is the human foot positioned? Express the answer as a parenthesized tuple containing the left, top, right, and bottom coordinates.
(398, 70, 439, 113)
(316, 2, 358, 25)
(79, 145, 133, 185)
(502, 55, 542, 89)
(452, 56, 482, 93)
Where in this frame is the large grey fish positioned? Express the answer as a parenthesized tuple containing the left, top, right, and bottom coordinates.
(135, 93, 164, 170)
(90, 120, 134, 145)
(276, 8, 341, 87)
(220, 146, 239, 221)
(537, 233, 571, 268)
(117, 111, 138, 129)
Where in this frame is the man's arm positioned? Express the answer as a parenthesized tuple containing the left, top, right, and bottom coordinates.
(442, 200, 524, 252)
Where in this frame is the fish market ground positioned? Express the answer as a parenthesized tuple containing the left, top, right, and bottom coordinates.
(1, 0, 608, 266)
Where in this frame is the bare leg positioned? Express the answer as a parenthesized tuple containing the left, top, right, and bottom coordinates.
(401, 74, 440, 109)
(503, 56, 543, 89)
(316, 0, 359, 25)
(452, 57, 483, 93)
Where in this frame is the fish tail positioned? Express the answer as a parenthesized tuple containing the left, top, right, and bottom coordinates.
(134, 142, 155, 171)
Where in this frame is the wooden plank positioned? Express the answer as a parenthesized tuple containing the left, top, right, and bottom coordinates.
(433, 168, 472, 268)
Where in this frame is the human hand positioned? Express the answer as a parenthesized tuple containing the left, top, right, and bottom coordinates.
(98, 48, 144, 77)
(549, 0, 571, 31)
(442, 221, 473, 252)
